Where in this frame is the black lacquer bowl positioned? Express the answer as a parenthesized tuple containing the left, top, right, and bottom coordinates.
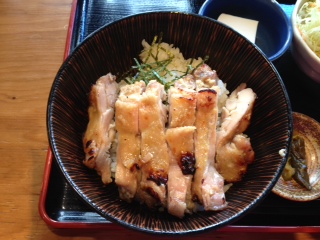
(47, 12, 292, 235)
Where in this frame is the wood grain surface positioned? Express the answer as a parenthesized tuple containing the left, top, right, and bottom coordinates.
(0, 0, 320, 239)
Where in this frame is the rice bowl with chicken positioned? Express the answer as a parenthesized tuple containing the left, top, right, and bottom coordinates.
(47, 12, 292, 234)
(82, 37, 257, 218)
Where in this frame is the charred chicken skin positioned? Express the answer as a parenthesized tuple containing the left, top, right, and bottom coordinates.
(83, 73, 119, 184)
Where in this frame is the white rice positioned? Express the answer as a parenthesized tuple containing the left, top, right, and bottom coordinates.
(139, 39, 204, 82)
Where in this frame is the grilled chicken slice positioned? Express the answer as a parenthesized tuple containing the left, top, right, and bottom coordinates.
(115, 81, 145, 202)
(166, 85, 198, 217)
(216, 134, 255, 182)
(83, 73, 119, 184)
(217, 83, 256, 144)
(216, 83, 256, 182)
(166, 126, 196, 218)
(136, 80, 170, 208)
(167, 86, 197, 128)
(193, 63, 229, 112)
(193, 63, 220, 89)
(192, 89, 227, 211)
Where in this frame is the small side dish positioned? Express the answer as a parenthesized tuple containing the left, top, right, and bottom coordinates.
(273, 112, 320, 201)
(82, 37, 256, 218)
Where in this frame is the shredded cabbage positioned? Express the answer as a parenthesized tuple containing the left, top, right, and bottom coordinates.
(296, 0, 320, 58)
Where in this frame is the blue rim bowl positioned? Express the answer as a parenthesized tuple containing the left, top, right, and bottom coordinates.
(199, 0, 293, 61)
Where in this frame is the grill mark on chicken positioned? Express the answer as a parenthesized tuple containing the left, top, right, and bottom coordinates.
(85, 140, 93, 148)
(130, 163, 140, 172)
(115, 81, 145, 202)
(145, 187, 161, 203)
(180, 152, 196, 175)
(83, 73, 118, 185)
(147, 170, 168, 186)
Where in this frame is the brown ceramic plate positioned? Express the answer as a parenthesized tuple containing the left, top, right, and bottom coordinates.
(47, 12, 292, 234)
(273, 112, 320, 201)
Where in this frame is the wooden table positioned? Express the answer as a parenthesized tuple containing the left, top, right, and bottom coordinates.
(0, 0, 319, 239)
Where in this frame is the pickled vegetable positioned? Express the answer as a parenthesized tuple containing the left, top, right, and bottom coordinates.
(282, 160, 296, 181)
(282, 135, 312, 190)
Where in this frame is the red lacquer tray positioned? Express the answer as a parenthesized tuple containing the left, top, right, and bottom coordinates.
(39, 0, 320, 232)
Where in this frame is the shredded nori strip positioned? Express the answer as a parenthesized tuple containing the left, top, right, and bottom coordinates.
(118, 34, 208, 91)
